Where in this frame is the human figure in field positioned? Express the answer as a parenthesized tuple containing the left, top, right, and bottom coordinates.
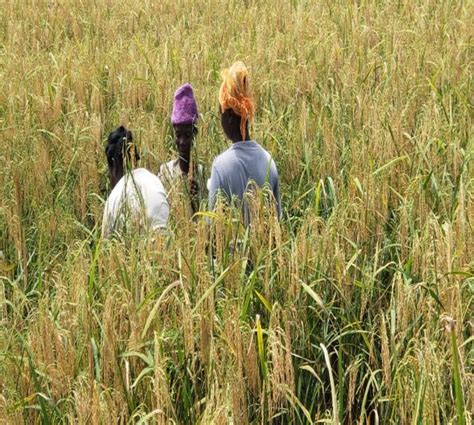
(208, 61, 281, 222)
(102, 126, 169, 239)
(159, 83, 205, 216)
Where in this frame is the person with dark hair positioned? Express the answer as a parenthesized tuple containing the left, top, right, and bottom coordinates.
(208, 61, 281, 222)
(102, 126, 169, 238)
(159, 83, 205, 216)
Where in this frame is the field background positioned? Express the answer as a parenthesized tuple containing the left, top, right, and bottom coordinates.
(0, 0, 472, 423)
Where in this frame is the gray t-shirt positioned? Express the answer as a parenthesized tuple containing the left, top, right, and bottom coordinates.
(208, 141, 281, 219)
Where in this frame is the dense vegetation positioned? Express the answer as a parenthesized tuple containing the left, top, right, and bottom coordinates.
(0, 0, 472, 423)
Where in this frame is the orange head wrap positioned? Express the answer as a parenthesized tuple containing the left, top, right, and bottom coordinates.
(218, 61, 255, 140)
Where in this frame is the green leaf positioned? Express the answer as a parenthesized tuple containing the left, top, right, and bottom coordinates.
(256, 315, 267, 381)
(301, 281, 325, 310)
(255, 290, 272, 313)
(120, 351, 153, 366)
(131, 366, 154, 389)
(373, 155, 408, 176)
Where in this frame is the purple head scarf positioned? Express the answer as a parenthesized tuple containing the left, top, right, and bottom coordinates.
(171, 83, 198, 125)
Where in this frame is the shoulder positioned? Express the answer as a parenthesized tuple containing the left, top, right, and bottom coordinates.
(212, 146, 236, 169)
(159, 160, 179, 181)
(132, 168, 155, 181)
(209, 156, 226, 188)
(251, 141, 271, 159)
(132, 168, 166, 191)
(255, 143, 279, 176)
(160, 160, 177, 173)
(158, 162, 167, 176)
(255, 143, 276, 165)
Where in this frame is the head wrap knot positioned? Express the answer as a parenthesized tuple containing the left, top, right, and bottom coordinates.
(219, 61, 255, 140)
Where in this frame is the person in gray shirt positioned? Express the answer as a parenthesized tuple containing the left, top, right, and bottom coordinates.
(208, 61, 281, 221)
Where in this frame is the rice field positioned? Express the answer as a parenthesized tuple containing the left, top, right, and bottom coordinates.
(0, 0, 472, 423)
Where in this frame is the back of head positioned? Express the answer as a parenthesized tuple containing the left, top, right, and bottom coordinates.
(219, 61, 255, 141)
(105, 126, 140, 188)
(105, 126, 140, 170)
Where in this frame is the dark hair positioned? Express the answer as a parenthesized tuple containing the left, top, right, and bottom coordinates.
(105, 126, 140, 169)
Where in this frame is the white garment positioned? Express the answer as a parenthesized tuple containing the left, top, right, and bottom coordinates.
(158, 159, 183, 193)
(158, 159, 206, 216)
(158, 159, 204, 194)
(102, 168, 169, 239)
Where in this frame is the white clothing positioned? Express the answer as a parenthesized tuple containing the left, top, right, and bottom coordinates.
(158, 159, 204, 195)
(102, 168, 169, 238)
(158, 159, 206, 216)
(158, 159, 183, 188)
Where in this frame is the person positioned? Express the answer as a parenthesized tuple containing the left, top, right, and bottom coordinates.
(102, 126, 169, 239)
(159, 83, 205, 216)
(208, 61, 281, 223)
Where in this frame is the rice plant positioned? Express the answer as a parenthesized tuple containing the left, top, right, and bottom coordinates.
(0, 0, 472, 423)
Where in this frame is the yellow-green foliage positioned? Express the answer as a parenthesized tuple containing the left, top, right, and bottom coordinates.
(0, 0, 472, 423)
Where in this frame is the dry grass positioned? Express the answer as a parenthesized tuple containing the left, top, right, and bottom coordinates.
(0, 0, 472, 423)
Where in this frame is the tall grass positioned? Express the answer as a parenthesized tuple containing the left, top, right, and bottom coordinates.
(0, 0, 472, 423)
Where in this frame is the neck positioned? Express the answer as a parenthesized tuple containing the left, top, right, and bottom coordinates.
(231, 132, 251, 143)
(178, 150, 191, 174)
(109, 163, 126, 189)
(178, 156, 189, 174)
(110, 172, 122, 189)
(230, 123, 251, 143)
